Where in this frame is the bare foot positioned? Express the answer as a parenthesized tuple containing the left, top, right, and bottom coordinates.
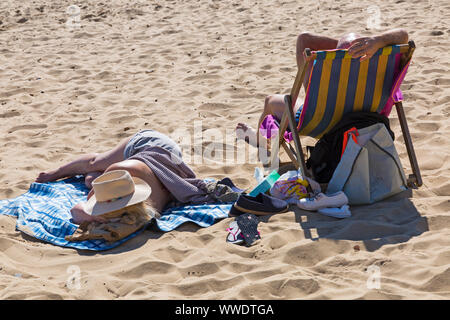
(235, 123, 259, 148)
(35, 169, 63, 183)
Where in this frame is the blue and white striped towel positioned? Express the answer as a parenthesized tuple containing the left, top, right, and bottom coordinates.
(0, 176, 231, 251)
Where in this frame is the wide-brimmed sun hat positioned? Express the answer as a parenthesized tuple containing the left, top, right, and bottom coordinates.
(84, 170, 152, 216)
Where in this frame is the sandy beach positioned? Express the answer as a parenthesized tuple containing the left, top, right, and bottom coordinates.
(0, 0, 449, 299)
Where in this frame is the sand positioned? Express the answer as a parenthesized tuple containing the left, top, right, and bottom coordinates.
(0, 0, 449, 299)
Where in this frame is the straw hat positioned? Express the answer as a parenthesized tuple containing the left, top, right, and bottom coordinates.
(84, 170, 152, 216)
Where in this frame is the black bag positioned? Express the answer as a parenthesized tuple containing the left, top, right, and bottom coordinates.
(306, 112, 395, 183)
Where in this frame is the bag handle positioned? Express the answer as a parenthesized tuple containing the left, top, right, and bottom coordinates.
(341, 127, 359, 158)
(327, 138, 363, 194)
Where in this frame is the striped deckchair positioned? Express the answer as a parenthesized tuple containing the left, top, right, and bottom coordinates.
(273, 40, 422, 187)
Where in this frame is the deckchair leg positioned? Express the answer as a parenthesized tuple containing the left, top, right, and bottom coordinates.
(267, 102, 301, 172)
(282, 142, 299, 168)
(395, 101, 422, 187)
(284, 95, 308, 177)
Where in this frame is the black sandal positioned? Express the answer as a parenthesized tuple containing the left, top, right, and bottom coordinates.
(236, 213, 261, 246)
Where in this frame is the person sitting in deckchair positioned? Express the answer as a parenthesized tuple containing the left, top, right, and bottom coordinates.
(235, 29, 409, 148)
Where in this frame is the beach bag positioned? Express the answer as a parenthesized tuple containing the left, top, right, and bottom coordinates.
(306, 112, 394, 183)
(326, 123, 407, 205)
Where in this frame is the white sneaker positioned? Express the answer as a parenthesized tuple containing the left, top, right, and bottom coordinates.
(297, 191, 348, 211)
(318, 205, 351, 219)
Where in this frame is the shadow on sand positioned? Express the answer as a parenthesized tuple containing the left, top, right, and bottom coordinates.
(287, 188, 428, 252)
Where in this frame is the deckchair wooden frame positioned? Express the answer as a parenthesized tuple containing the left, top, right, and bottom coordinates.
(271, 40, 422, 188)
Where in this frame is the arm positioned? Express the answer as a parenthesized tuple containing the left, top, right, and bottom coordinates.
(348, 29, 409, 61)
(70, 202, 106, 225)
(296, 32, 339, 68)
(375, 28, 409, 47)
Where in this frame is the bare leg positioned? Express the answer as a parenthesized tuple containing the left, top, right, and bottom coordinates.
(35, 136, 131, 184)
(236, 94, 296, 148)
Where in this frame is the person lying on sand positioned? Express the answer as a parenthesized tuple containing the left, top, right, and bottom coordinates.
(36, 129, 212, 225)
(235, 28, 409, 148)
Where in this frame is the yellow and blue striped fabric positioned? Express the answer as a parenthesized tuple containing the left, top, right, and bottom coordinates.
(298, 45, 409, 139)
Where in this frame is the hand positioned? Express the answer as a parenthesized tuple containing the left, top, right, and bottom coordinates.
(348, 36, 383, 61)
(70, 202, 106, 225)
